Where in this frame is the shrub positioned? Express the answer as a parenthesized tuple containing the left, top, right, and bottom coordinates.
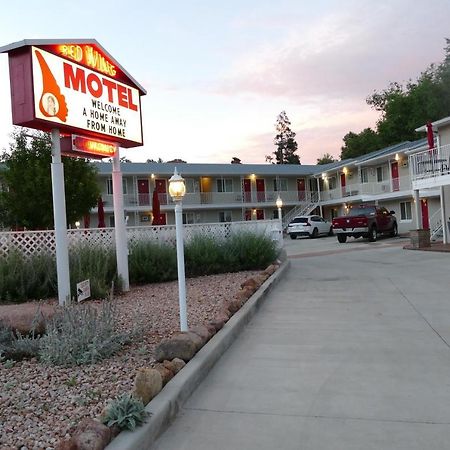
(69, 244, 119, 299)
(184, 235, 224, 277)
(0, 319, 41, 360)
(102, 393, 147, 430)
(39, 300, 130, 366)
(128, 241, 177, 284)
(0, 251, 56, 303)
(227, 231, 277, 270)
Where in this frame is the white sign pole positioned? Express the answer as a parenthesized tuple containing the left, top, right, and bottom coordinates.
(50, 128, 71, 305)
(112, 151, 130, 291)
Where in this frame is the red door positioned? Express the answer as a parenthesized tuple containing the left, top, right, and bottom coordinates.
(340, 173, 346, 196)
(243, 179, 251, 202)
(138, 179, 149, 205)
(155, 179, 167, 205)
(297, 178, 306, 201)
(421, 199, 429, 230)
(391, 162, 399, 191)
(256, 209, 264, 220)
(256, 179, 265, 202)
(158, 213, 167, 225)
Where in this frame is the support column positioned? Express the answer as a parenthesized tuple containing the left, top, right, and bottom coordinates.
(316, 177, 323, 216)
(440, 186, 447, 244)
(112, 151, 130, 291)
(51, 129, 71, 305)
(413, 189, 421, 229)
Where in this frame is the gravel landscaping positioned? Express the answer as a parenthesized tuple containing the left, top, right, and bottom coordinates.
(0, 270, 260, 450)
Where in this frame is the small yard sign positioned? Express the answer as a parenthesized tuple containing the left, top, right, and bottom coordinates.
(76, 279, 91, 302)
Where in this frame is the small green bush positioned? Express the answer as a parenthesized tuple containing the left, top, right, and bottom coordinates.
(69, 244, 119, 299)
(227, 231, 277, 270)
(102, 393, 147, 430)
(184, 235, 224, 277)
(128, 241, 177, 284)
(0, 251, 56, 303)
(0, 319, 41, 360)
(39, 300, 130, 366)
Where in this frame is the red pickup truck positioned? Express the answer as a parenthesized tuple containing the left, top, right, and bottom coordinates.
(332, 205, 398, 243)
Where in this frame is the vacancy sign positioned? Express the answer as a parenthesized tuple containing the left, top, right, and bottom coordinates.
(0, 39, 146, 148)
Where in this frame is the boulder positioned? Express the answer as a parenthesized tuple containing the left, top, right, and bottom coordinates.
(72, 418, 111, 450)
(204, 322, 217, 337)
(174, 331, 203, 351)
(154, 364, 174, 386)
(133, 368, 163, 404)
(263, 264, 277, 276)
(240, 278, 258, 290)
(56, 439, 77, 450)
(189, 324, 212, 345)
(208, 318, 225, 332)
(154, 334, 197, 362)
(0, 302, 56, 335)
(226, 298, 242, 315)
(168, 357, 186, 374)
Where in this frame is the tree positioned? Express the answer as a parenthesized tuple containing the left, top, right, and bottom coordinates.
(231, 157, 241, 164)
(0, 129, 100, 229)
(340, 128, 382, 160)
(266, 111, 301, 164)
(316, 153, 336, 165)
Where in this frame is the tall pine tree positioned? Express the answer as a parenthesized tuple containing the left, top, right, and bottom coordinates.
(266, 111, 301, 164)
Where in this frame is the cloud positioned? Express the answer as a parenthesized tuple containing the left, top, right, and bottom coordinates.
(215, 0, 450, 102)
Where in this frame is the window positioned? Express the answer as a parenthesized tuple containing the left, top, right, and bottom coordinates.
(400, 202, 412, 221)
(182, 212, 196, 224)
(360, 168, 368, 183)
(185, 178, 199, 193)
(106, 178, 127, 195)
(216, 178, 233, 193)
(109, 215, 115, 227)
(328, 176, 336, 190)
(376, 167, 384, 182)
(219, 211, 232, 222)
(273, 178, 288, 191)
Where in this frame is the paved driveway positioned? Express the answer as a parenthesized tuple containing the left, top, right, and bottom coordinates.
(153, 236, 450, 449)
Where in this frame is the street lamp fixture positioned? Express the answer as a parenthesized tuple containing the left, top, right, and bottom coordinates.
(168, 168, 188, 331)
(276, 195, 283, 244)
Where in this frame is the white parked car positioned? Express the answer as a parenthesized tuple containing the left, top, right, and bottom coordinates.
(287, 215, 333, 239)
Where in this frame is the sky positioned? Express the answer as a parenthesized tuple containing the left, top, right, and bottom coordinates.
(0, 0, 449, 165)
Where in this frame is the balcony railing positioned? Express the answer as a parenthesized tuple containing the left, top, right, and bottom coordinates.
(101, 190, 319, 208)
(321, 176, 411, 201)
(409, 143, 450, 182)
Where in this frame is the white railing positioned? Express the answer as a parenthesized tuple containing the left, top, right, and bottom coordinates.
(409, 143, 450, 182)
(282, 192, 319, 228)
(0, 220, 281, 259)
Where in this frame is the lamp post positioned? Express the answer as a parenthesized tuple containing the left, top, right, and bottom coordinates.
(276, 195, 283, 244)
(169, 168, 188, 331)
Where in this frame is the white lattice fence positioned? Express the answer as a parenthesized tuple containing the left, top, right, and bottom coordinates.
(0, 220, 279, 259)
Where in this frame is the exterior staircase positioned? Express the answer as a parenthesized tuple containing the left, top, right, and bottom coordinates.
(430, 208, 443, 241)
(282, 192, 319, 230)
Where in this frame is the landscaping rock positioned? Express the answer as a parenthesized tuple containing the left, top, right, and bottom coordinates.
(208, 318, 225, 332)
(189, 324, 212, 345)
(264, 264, 277, 276)
(154, 364, 174, 385)
(0, 303, 56, 335)
(154, 334, 197, 362)
(56, 438, 77, 450)
(72, 418, 111, 450)
(240, 278, 258, 290)
(226, 298, 242, 315)
(204, 322, 217, 336)
(169, 357, 186, 374)
(133, 368, 163, 404)
(177, 331, 204, 351)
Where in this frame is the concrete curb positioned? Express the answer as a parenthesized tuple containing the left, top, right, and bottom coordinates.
(106, 259, 290, 450)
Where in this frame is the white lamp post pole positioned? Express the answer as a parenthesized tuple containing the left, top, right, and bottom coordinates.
(169, 168, 188, 332)
(276, 195, 283, 246)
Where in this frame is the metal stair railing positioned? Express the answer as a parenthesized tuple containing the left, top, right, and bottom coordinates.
(429, 208, 443, 241)
(282, 192, 319, 230)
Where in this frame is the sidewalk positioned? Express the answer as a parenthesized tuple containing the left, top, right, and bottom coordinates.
(152, 241, 450, 450)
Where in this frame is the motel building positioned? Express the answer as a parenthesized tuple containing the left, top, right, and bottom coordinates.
(83, 115, 450, 242)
